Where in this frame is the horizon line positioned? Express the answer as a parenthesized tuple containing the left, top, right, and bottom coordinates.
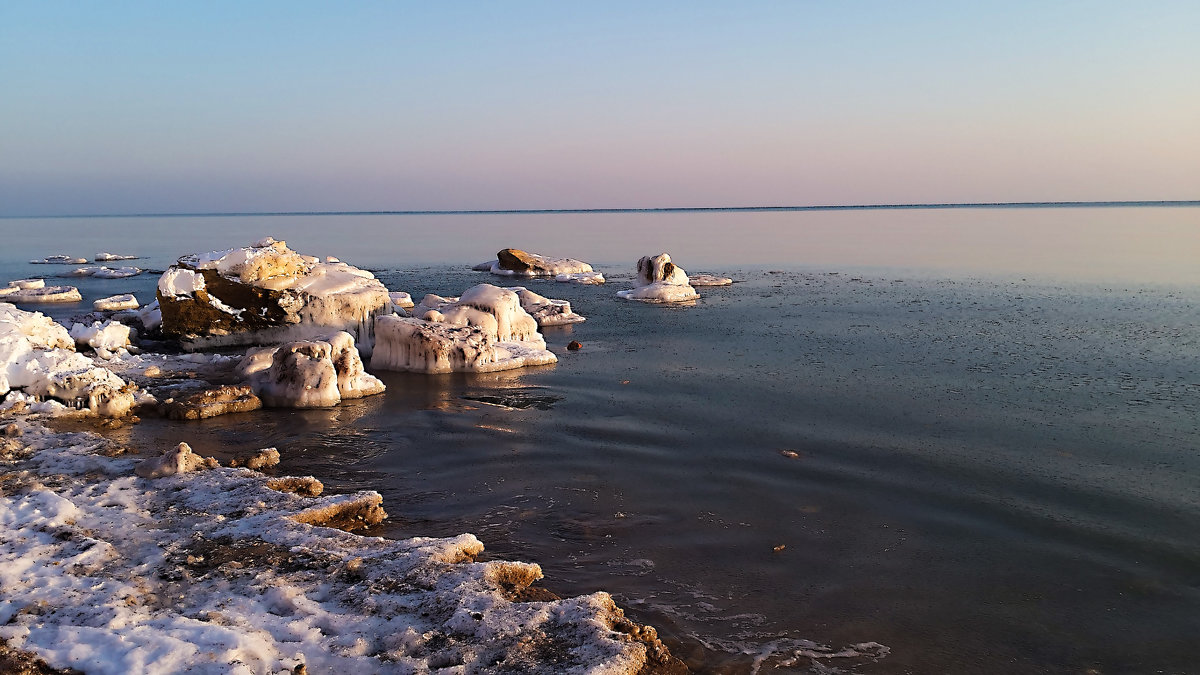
(2, 199, 1198, 220)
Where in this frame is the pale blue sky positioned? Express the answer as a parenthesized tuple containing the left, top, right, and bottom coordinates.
(1, 1, 1197, 215)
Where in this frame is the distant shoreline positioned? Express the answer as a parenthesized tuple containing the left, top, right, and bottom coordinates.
(4, 199, 1198, 220)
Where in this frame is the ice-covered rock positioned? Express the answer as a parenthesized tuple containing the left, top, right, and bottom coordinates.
(63, 266, 142, 279)
(0, 303, 136, 416)
(372, 315, 557, 374)
(159, 384, 262, 420)
(30, 255, 87, 265)
(689, 273, 734, 286)
(237, 331, 384, 408)
(512, 287, 586, 326)
(156, 238, 390, 354)
(95, 252, 139, 261)
(389, 291, 415, 310)
(556, 271, 606, 285)
(93, 294, 139, 312)
(486, 248, 595, 278)
(617, 253, 700, 303)
(68, 320, 132, 359)
(138, 300, 162, 333)
(0, 281, 82, 304)
(134, 442, 219, 478)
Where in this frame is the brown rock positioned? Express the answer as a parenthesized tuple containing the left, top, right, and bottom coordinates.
(567, 340, 582, 351)
(496, 248, 538, 273)
(161, 385, 262, 421)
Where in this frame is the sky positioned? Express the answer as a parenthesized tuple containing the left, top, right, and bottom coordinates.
(1, 1, 1197, 216)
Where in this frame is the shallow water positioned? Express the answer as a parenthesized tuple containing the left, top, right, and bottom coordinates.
(3, 207, 1200, 672)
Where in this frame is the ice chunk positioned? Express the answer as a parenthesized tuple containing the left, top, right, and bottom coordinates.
(63, 266, 141, 279)
(68, 321, 132, 359)
(0, 282, 82, 304)
(555, 271, 606, 285)
(94, 252, 139, 262)
(511, 287, 586, 326)
(388, 291, 414, 309)
(689, 273, 734, 286)
(30, 255, 88, 264)
(138, 300, 162, 333)
(159, 384, 262, 420)
(617, 253, 701, 303)
(488, 248, 595, 277)
(134, 442, 218, 478)
(93, 294, 140, 312)
(238, 332, 384, 408)
(371, 315, 556, 374)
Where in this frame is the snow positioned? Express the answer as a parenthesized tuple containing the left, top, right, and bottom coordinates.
(0, 417, 666, 674)
(96, 252, 140, 261)
(30, 255, 88, 264)
(69, 320, 132, 359)
(0, 282, 82, 304)
(389, 291, 415, 310)
(371, 316, 556, 374)
(64, 266, 142, 279)
(556, 271, 606, 285)
(511, 287, 586, 326)
(94, 294, 140, 312)
(487, 249, 595, 278)
(139, 300, 162, 333)
(689, 273, 733, 287)
(616, 254, 700, 303)
(134, 442, 219, 478)
(237, 332, 384, 408)
(158, 268, 207, 297)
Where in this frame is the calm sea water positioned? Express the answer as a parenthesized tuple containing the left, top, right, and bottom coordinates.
(2, 206, 1199, 673)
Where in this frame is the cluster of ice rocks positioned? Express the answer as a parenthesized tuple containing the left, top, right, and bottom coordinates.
(156, 238, 391, 354)
(617, 253, 701, 303)
(237, 331, 385, 408)
(477, 248, 606, 285)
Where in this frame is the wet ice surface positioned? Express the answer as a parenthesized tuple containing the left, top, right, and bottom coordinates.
(122, 266, 1200, 673)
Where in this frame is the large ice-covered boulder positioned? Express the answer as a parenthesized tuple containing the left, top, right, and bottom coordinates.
(156, 238, 390, 354)
(237, 331, 385, 408)
(617, 253, 700, 303)
(1, 303, 137, 416)
(373, 284, 556, 373)
(486, 248, 596, 278)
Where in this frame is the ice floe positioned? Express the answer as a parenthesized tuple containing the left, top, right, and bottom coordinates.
(482, 248, 596, 278)
(156, 238, 390, 355)
(30, 255, 88, 265)
(511, 287, 586, 326)
(616, 253, 700, 303)
(95, 252, 140, 261)
(93, 294, 140, 312)
(556, 271, 606, 285)
(0, 280, 82, 304)
(237, 331, 385, 408)
(688, 273, 734, 286)
(62, 265, 142, 279)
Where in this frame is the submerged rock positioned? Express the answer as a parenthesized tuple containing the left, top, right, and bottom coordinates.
(156, 238, 390, 354)
(160, 384, 262, 420)
(617, 253, 700, 303)
(487, 248, 595, 278)
(237, 331, 385, 408)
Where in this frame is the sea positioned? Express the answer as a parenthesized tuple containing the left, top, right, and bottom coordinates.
(2, 204, 1198, 673)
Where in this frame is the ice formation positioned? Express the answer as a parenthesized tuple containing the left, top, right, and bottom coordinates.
(0, 303, 136, 416)
(68, 320, 132, 359)
(159, 384, 262, 420)
(95, 252, 140, 261)
(0, 420, 677, 674)
(237, 331, 385, 408)
(389, 290, 415, 309)
(30, 255, 88, 264)
(373, 286, 557, 374)
(616, 253, 700, 303)
(688, 273, 734, 287)
(156, 238, 390, 354)
(511, 287, 587, 326)
(556, 271, 606, 285)
(484, 248, 596, 278)
(63, 265, 142, 279)
(94, 294, 140, 311)
(0, 279, 82, 304)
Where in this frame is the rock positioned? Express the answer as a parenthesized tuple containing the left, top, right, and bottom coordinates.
(490, 249, 595, 278)
(160, 385, 262, 420)
(229, 447, 280, 470)
(156, 238, 390, 354)
(2, 423, 19, 437)
(567, 340, 582, 351)
(134, 442, 219, 478)
(237, 331, 385, 407)
(266, 476, 324, 497)
(617, 253, 700, 304)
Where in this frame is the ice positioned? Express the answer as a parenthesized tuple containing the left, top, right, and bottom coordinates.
(30, 255, 88, 265)
(0, 281, 82, 304)
(134, 442, 219, 478)
(486, 248, 596, 278)
(616, 253, 700, 303)
(511, 287, 587, 326)
(68, 320, 132, 359)
(389, 291, 415, 309)
(158, 239, 390, 355)
(689, 273, 734, 286)
(138, 300, 162, 333)
(371, 315, 556, 373)
(95, 252, 140, 262)
(63, 266, 142, 279)
(556, 271, 606, 285)
(237, 332, 384, 408)
(94, 294, 140, 312)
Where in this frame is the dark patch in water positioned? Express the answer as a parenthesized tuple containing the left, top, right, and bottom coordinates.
(461, 391, 562, 410)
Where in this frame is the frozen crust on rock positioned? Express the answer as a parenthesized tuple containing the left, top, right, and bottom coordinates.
(156, 238, 390, 354)
(0, 282, 82, 304)
(0, 420, 680, 674)
(94, 294, 140, 312)
(512, 287, 587, 326)
(556, 271, 606, 285)
(617, 254, 700, 303)
(236, 331, 385, 408)
(488, 248, 595, 278)
(371, 315, 557, 373)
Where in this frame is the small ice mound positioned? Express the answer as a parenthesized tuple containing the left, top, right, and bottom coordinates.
(511, 287, 586, 326)
(488, 248, 595, 278)
(416, 284, 544, 345)
(389, 291, 415, 310)
(30, 255, 88, 265)
(0, 281, 82, 304)
(688, 273, 733, 287)
(95, 252, 139, 261)
(134, 442, 219, 479)
(371, 315, 557, 373)
(94, 294, 139, 312)
(237, 331, 385, 408)
(472, 260, 495, 271)
(616, 253, 700, 303)
(69, 320, 132, 359)
(65, 266, 142, 279)
(556, 271, 606, 285)
(160, 384, 262, 420)
(138, 300, 162, 333)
